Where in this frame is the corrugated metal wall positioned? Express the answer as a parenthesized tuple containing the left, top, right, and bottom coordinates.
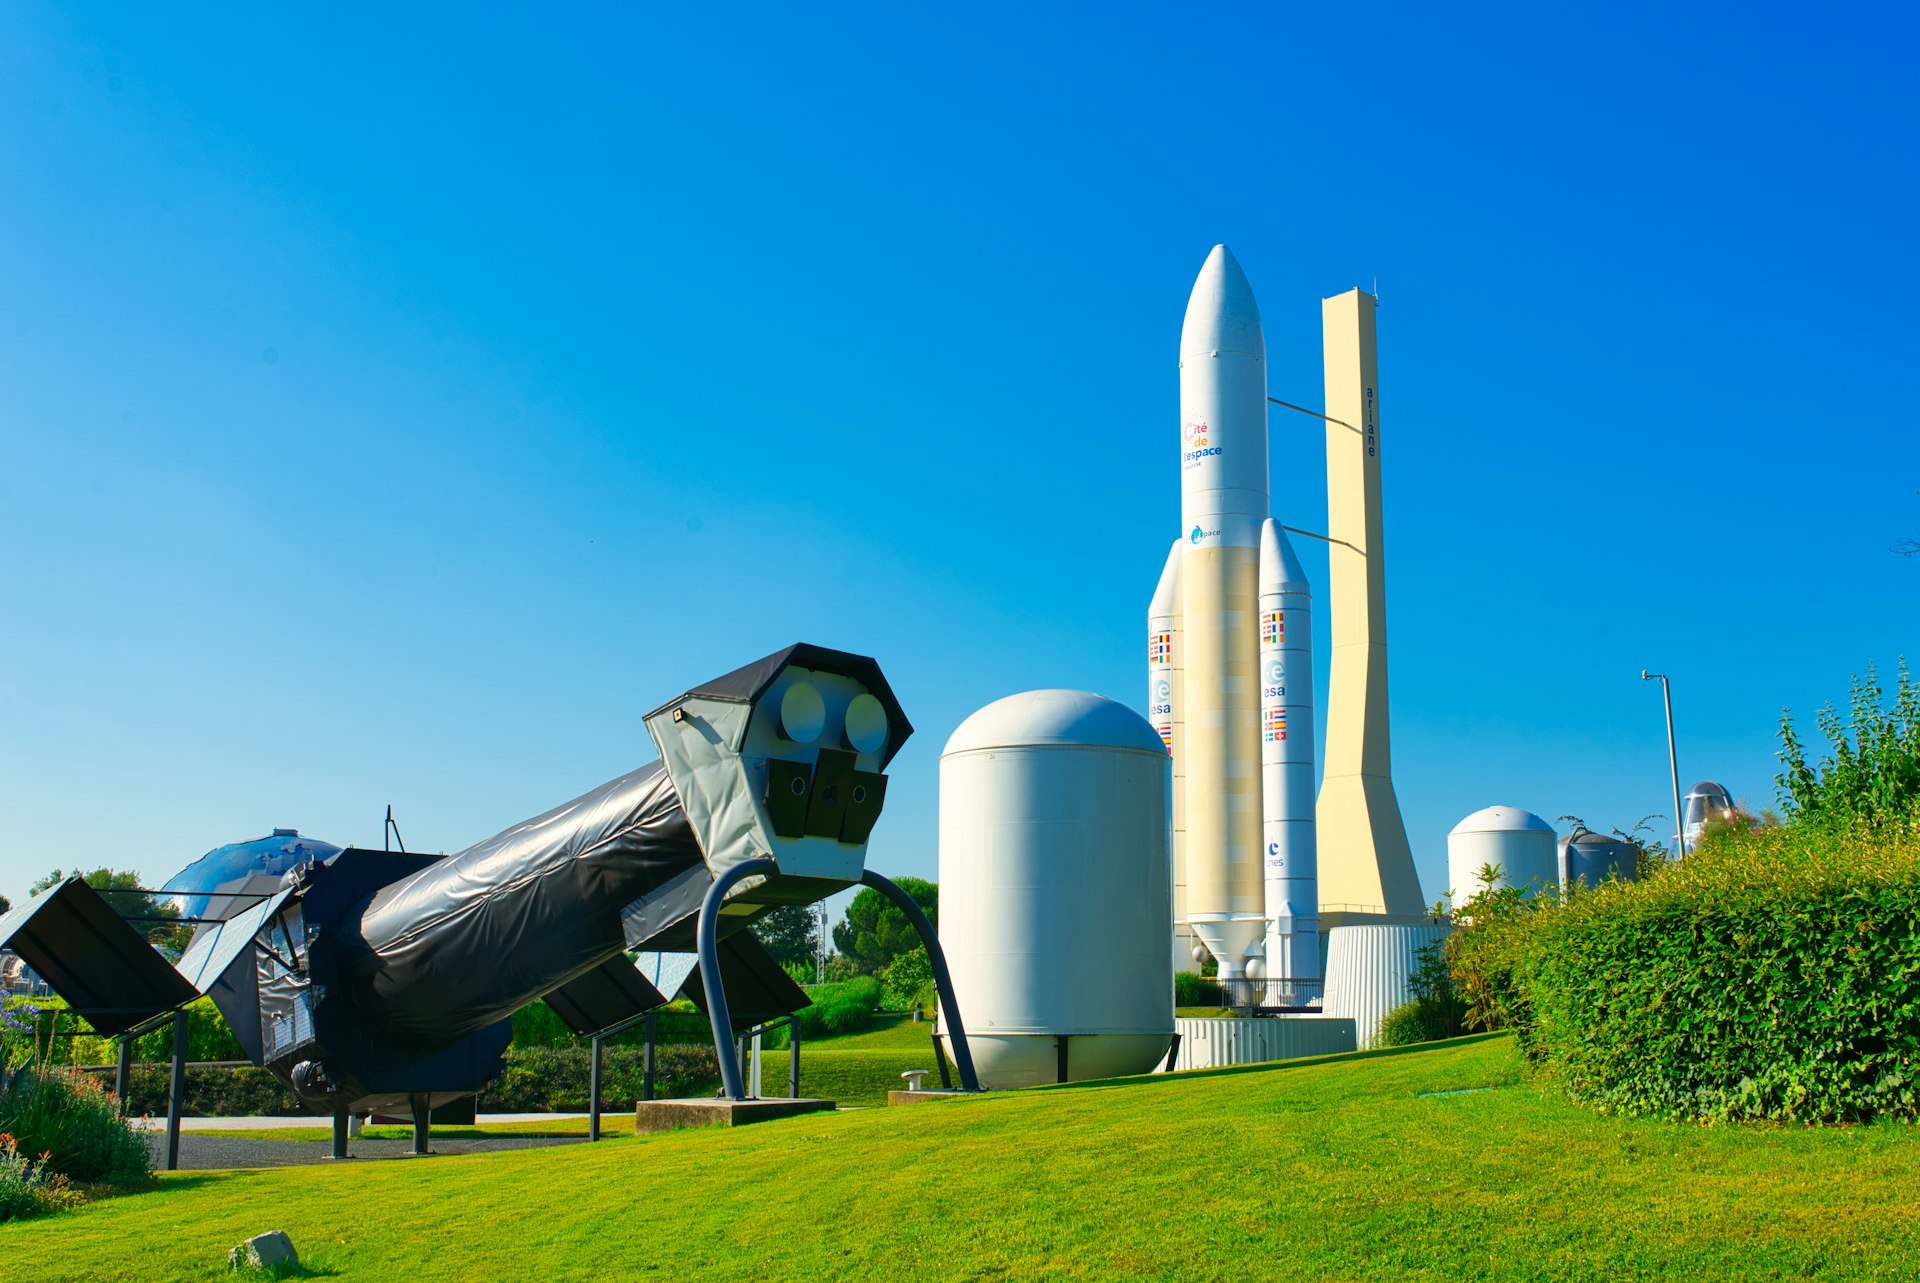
(1157, 1014, 1357, 1072)
(1322, 923, 1452, 1049)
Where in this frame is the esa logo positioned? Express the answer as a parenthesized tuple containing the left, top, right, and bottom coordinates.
(1263, 658, 1286, 698)
(1266, 841, 1282, 866)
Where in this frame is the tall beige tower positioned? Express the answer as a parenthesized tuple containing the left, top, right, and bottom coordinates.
(1317, 290, 1425, 927)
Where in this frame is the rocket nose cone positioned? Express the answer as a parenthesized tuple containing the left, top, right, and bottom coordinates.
(1181, 244, 1264, 359)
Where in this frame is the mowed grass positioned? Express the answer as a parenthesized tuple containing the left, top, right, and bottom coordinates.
(11, 1035, 1920, 1282)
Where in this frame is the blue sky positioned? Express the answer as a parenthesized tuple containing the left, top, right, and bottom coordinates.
(2, 4, 1915, 918)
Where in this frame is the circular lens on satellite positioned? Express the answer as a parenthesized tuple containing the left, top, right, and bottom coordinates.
(843, 693, 889, 753)
(778, 683, 826, 744)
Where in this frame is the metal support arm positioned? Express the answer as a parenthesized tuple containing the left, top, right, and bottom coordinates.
(697, 858, 778, 1101)
(858, 869, 980, 1092)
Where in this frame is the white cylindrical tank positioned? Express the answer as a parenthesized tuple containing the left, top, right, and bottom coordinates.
(938, 690, 1174, 1089)
(1447, 806, 1558, 909)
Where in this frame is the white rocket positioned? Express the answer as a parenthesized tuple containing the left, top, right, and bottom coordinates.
(1149, 245, 1320, 1004)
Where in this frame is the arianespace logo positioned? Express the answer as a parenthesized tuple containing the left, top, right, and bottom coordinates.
(1182, 418, 1220, 469)
(1189, 525, 1221, 545)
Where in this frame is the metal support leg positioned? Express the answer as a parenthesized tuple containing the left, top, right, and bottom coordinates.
(331, 1111, 349, 1160)
(696, 858, 777, 1100)
(859, 870, 980, 1091)
(1056, 1034, 1069, 1085)
(410, 1094, 430, 1156)
(165, 1009, 186, 1172)
(1163, 1032, 1183, 1073)
(789, 1019, 801, 1099)
(643, 1011, 657, 1101)
(589, 1035, 603, 1142)
(933, 1033, 952, 1089)
(115, 1034, 132, 1108)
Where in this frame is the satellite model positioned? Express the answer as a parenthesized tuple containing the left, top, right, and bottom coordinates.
(0, 643, 977, 1143)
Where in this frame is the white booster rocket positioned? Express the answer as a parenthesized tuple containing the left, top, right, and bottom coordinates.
(1148, 245, 1320, 1003)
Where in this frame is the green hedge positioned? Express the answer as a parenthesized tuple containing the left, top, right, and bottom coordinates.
(793, 976, 881, 1040)
(1494, 824, 1920, 1123)
(480, 1045, 719, 1111)
(4, 996, 242, 1068)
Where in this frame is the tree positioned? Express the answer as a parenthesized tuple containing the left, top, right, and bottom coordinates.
(749, 904, 821, 970)
(30, 868, 192, 956)
(0, 892, 9, 915)
(831, 877, 936, 976)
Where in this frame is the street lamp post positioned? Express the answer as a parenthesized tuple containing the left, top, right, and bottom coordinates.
(1641, 671, 1687, 857)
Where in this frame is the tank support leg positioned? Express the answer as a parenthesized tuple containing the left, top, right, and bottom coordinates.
(858, 870, 980, 1092)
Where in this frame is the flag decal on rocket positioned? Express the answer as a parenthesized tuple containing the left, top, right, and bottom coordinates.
(1261, 611, 1284, 646)
(1149, 633, 1173, 665)
(1265, 708, 1287, 743)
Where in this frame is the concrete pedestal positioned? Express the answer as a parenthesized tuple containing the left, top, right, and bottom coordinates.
(634, 1097, 836, 1134)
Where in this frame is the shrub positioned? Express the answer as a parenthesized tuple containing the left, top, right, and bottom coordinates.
(1778, 660, 1920, 831)
(0, 1064, 151, 1186)
(880, 946, 932, 1010)
(793, 976, 881, 1040)
(73, 1062, 306, 1118)
(479, 1044, 720, 1111)
(0, 1132, 82, 1222)
(4, 996, 242, 1067)
(1374, 943, 1467, 1047)
(1498, 824, 1920, 1123)
(1174, 972, 1224, 1007)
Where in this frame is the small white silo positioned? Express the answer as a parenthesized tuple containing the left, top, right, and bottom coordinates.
(937, 690, 1174, 1089)
(1447, 806, 1558, 909)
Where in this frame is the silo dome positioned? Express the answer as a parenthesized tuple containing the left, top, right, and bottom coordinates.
(1558, 826, 1638, 891)
(938, 690, 1173, 1089)
(1446, 806, 1557, 910)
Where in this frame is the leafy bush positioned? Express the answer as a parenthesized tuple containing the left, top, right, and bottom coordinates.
(508, 999, 718, 1050)
(4, 996, 242, 1067)
(0, 1132, 82, 1222)
(479, 1044, 720, 1111)
(1495, 824, 1920, 1122)
(879, 946, 932, 1010)
(0, 1064, 151, 1186)
(1174, 972, 1224, 1007)
(1778, 660, 1920, 831)
(793, 976, 881, 1040)
(1374, 943, 1467, 1048)
(831, 878, 936, 976)
(72, 1062, 307, 1117)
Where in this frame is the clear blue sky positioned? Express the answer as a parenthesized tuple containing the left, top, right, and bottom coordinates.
(3, 4, 1915, 918)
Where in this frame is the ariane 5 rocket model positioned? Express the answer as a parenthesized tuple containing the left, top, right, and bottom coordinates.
(1148, 245, 1319, 1004)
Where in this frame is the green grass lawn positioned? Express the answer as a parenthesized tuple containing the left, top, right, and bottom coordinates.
(9, 1034, 1920, 1282)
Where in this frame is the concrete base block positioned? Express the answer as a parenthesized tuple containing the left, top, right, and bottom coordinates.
(887, 1089, 968, 1106)
(634, 1097, 836, 1134)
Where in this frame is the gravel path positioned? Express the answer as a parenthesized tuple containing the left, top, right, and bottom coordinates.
(150, 1133, 589, 1170)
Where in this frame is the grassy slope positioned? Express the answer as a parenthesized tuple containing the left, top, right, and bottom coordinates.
(11, 1036, 1920, 1282)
